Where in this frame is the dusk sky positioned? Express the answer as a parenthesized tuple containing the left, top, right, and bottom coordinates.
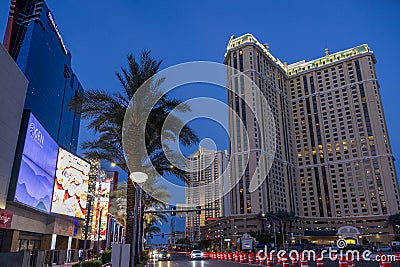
(1, 0, 399, 244)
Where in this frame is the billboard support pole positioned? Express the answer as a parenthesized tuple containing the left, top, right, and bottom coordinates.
(83, 193, 93, 251)
(97, 207, 103, 257)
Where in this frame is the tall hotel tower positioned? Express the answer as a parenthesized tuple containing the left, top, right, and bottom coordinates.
(3, 0, 82, 152)
(186, 147, 229, 244)
(225, 33, 399, 242)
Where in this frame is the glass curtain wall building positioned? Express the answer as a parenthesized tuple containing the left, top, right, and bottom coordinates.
(3, 0, 82, 152)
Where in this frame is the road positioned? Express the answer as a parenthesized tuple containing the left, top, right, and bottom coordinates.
(148, 253, 400, 267)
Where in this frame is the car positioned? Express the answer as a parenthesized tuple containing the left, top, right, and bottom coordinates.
(158, 251, 171, 261)
(190, 250, 203, 260)
(377, 246, 392, 252)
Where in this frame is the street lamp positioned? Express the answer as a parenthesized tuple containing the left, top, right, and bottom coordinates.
(130, 172, 148, 267)
(218, 223, 223, 251)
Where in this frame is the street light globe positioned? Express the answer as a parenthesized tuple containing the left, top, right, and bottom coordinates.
(130, 172, 148, 184)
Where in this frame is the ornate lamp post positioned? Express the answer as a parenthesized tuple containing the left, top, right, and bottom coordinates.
(129, 172, 148, 267)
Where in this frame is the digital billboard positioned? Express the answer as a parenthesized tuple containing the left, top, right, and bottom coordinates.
(51, 148, 90, 218)
(91, 175, 113, 240)
(14, 113, 59, 212)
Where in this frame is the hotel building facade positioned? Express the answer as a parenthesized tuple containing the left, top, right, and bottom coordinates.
(224, 33, 399, 244)
(185, 147, 229, 244)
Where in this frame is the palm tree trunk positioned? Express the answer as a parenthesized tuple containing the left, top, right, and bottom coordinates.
(137, 188, 145, 261)
(125, 177, 136, 245)
(124, 126, 142, 265)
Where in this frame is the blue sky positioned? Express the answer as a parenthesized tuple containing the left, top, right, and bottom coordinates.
(1, 0, 399, 245)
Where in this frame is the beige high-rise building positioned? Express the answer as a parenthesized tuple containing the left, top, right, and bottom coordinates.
(225, 33, 400, 243)
(185, 147, 229, 244)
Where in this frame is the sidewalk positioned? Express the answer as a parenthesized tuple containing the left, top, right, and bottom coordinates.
(53, 262, 111, 267)
(54, 262, 79, 267)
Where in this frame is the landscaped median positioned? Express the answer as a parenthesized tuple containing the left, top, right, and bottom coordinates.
(72, 250, 112, 267)
(72, 260, 102, 267)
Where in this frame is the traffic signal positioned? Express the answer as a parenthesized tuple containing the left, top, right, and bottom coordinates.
(171, 206, 176, 216)
(162, 233, 165, 238)
(196, 205, 201, 215)
(206, 233, 210, 239)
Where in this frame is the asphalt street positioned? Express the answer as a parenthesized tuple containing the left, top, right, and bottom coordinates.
(148, 253, 400, 267)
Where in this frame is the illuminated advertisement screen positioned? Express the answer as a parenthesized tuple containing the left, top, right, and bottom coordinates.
(14, 113, 58, 212)
(51, 148, 90, 218)
(91, 175, 113, 240)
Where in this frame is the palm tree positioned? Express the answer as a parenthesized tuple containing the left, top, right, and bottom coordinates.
(109, 179, 171, 237)
(274, 211, 299, 236)
(70, 51, 198, 252)
(388, 213, 400, 238)
(259, 211, 299, 245)
(109, 182, 128, 226)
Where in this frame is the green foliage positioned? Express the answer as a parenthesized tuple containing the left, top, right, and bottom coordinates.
(249, 230, 274, 244)
(388, 213, 400, 234)
(72, 260, 102, 267)
(69, 51, 199, 247)
(82, 260, 102, 267)
(101, 249, 112, 264)
(141, 250, 149, 261)
(198, 240, 210, 250)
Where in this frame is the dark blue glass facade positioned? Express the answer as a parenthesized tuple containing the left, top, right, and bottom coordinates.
(6, 0, 82, 152)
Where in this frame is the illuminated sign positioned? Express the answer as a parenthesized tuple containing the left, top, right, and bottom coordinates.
(0, 209, 13, 229)
(51, 148, 90, 218)
(28, 121, 44, 147)
(14, 113, 58, 212)
(91, 176, 113, 240)
(47, 11, 68, 54)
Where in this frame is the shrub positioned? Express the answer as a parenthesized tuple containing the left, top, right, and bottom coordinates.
(82, 260, 102, 267)
(102, 249, 112, 264)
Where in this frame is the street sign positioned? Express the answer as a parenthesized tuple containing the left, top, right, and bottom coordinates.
(242, 239, 253, 250)
(240, 234, 254, 250)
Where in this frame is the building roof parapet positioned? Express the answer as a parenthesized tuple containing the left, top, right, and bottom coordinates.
(225, 33, 373, 77)
(225, 33, 286, 70)
(287, 43, 372, 76)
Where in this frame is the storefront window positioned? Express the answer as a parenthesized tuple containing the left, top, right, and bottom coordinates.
(17, 239, 41, 251)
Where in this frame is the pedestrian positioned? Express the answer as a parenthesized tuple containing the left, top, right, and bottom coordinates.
(78, 248, 83, 263)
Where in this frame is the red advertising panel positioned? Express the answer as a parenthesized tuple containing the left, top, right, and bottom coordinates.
(0, 209, 13, 229)
(51, 148, 90, 218)
(91, 172, 116, 240)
